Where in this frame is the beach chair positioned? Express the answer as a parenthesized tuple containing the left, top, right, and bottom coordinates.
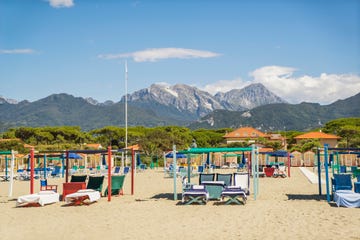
(216, 173, 232, 187)
(273, 165, 287, 178)
(264, 167, 275, 177)
(40, 179, 58, 192)
(64, 189, 101, 206)
(16, 190, 60, 207)
(199, 173, 215, 185)
(87, 175, 105, 194)
(113, 166, 121, 175)
(123, 166, 130, 174)
(182, 184, 209, 205)
(331, 174, 353, 198)
(104, 175, 125, 196)
(233, 172, 250, 195)
(70, 175, 87, 182)
(354, 176, 360, 193)
(51, 166, 61, 177)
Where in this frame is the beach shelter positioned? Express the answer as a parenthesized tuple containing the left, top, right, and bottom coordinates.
(177, 146, 259, 200)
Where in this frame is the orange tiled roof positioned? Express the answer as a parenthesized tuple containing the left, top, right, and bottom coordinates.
(294, 132, 340, 139)
(127, 144, 140, 150)
(224, 127, 268, 138)
(85, 143, 102, 149)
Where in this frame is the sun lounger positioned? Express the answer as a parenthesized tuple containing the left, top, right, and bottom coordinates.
(62, 182, 86, 200)
(333, 190, 360, 208)
(182, 185, 209, 205)
(16, 190, 60, 207)
(64, 189, 101, 206)
(221, 187, 247, 205)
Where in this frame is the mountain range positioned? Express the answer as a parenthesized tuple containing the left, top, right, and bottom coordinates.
(0, 83, 359, 132)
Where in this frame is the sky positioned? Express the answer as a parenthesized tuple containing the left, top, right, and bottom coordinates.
(1, 0, 359, 104)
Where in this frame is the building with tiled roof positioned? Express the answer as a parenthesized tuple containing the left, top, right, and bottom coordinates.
(294, 131, 341, 148)
(223, 127, 284, 145)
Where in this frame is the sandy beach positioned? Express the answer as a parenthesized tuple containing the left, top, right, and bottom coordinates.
(0, 168, 359, 240)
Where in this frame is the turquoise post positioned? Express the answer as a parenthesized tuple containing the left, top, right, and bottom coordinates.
(324, 144, 330, 203)
(44, 154, 47, 179)
(173, 145, 177, 200)
(187, 153, 191, 184)
(5, 156, 8, 181)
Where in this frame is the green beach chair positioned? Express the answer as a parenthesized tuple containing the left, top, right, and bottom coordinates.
(104, 175, 125, 196)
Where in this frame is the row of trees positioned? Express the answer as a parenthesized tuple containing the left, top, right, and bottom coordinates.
(1, 118, 359, 158)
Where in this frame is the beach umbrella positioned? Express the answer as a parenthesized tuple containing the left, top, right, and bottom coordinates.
(165, 152, 187, 158)
(68, 152, 82, 159)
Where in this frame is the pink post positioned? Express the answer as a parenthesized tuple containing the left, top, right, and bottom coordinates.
(30, 148, 34, 194)
(107, 146, 112, 202)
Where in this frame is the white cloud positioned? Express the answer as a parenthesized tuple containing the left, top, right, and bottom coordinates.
(250, 66, 360, 104)
(46, 0, 74, 8)
(0, 49, 36, 54)
(201, 65, 360, 104)
(202, 78, 252, 95)
(98, 48, 221, 62)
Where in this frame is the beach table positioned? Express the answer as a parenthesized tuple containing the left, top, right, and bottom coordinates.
(202, 181, 225, 200)
(333, 190, 360, 208)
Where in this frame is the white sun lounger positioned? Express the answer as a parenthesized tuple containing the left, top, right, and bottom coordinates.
(64, 189, 101, 206)
(16, 190, 60, 207)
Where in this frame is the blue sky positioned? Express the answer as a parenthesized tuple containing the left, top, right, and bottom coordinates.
(1, 0, 359, 104)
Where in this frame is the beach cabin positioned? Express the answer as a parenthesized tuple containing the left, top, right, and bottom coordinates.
(290, 151, 302, 167)
(303, 151, 315, 167)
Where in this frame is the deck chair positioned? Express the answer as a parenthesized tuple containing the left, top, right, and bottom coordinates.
(216, 173, 232, 187)
(87, 175, 105, 194)
(113, 166, 121, 175)
(70, 175, 87, 182)
(40, 179, 58, 192)
(104, 175, 125, 196)
(17, 191, 60, 207)
(332, 174, 352, 193)
(199, 173, 215, 185)
(51, 166, 61, 177)
(123, 166, 130, 174)
(354, 176, 360, 193)
(233, 172, 250, 195)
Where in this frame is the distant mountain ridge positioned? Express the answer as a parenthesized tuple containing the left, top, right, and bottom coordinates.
(0, 84, 358, 131)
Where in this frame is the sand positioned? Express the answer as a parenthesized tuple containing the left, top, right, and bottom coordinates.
(0, 168, 359, 240)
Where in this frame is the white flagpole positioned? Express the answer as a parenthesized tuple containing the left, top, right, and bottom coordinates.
(125, 61, 128, 159)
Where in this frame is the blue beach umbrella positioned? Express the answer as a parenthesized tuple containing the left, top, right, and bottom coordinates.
(165, 152, 187, 158)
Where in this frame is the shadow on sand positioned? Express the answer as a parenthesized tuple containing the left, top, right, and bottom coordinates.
(286, 194, 327, 201)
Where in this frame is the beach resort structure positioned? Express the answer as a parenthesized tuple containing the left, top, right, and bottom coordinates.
(223, 127, 285, 146)
(294, 131, 341, 148)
